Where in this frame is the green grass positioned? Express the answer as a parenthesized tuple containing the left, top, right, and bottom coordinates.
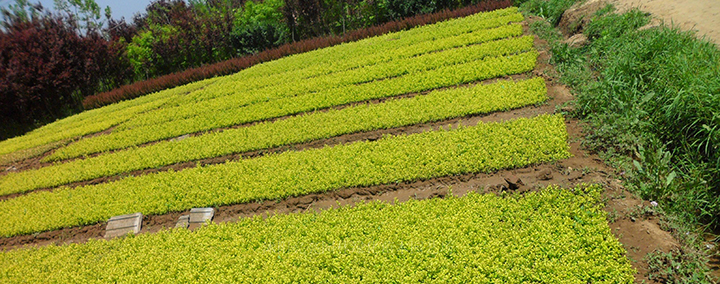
(523, 4, 719, 282)
(559, 9, 720, 229)
(517, 0, 582, 26)
(0, 185, 634, 283)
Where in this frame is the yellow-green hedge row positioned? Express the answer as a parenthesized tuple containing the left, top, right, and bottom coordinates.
(181, 12, 525, 104)
(122, 25, 526, 129)
(0, 114, 569, 237)
(0, 185, 635, 283)
(48, 50, 538, 161)
(0, 79, 217, 159)
(0, 8, 521, 160)
(199, 7, 522, 93)
(1, 78, 547, 195)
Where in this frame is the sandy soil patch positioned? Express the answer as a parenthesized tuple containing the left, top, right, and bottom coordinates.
(611, 0, 720, 45)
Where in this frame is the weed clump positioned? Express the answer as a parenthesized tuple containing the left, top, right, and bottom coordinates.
(547, 7, 720, 230)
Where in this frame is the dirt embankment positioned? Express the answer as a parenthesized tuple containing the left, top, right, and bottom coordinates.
(611, 0, 720, 46)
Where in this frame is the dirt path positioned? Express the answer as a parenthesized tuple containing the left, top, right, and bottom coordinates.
(610, 0, 720, 45)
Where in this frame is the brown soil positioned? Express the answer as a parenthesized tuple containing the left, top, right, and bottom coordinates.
(610, 0, 720, 46)
(0, 126, 119, 175)
(0, 18, 691, 283)
(0, 140, 69, 171)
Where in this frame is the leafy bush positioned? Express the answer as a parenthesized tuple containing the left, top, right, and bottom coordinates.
(547, 8, 720, 228)
(0, 185, 634, 283)
(0, 1, 133, 140)
(646, 248, 713, 283)
(516, 0, 580, 25)
(0, 4, 116, 131)
(384, 0, 438, 20)
(230, 0, 288, 55)
(0, 115, 570, 237)
(125, 0, 237, 80)
(1, 77, 546, 195)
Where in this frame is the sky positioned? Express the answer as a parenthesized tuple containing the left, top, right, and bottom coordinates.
(0, 0, 154, 22)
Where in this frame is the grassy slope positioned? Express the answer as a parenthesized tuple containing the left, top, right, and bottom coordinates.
(519, 0, 719, 282)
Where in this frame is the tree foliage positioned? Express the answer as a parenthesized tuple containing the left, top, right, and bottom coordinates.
(0, 3, 111, 125)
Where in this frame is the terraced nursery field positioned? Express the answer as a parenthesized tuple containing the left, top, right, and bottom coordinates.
(0, 7, 635, 282)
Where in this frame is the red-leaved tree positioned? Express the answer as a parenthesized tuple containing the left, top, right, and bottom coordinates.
(0, 4, 114, 127)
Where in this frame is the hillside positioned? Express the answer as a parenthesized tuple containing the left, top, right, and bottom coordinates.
(0, 6, 677, 282)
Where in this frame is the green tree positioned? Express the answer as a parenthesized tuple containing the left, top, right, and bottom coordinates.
(53, 0, 109, 31)
(231, 0, 288, 55)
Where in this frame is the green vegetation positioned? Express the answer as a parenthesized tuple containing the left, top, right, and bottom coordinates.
(0, 7, 522, 163)
(122, 22, 527, 128)
(8, 8, 523, 162)
(0, 77, 547, 195)
(0, 115, 569, 237)
(117, 31, 532, 130)
(123, 0, 513, 80)
(646, 248, 712, 283)
(0, 0, 512, 136)
(522, 2, 719, 282)
(516, 0, 580, 25)
(0, 78, 218, 164)
(0, 5, 644, 282)
(0, 185, 634, 283)
(550, 8, 720, 230)
(48, 47, 538, 161)
(179, 9, 523, 104)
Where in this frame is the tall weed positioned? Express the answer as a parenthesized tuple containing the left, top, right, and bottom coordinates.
(552, 9, 720, 228)
(517, 0, 580, 25)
